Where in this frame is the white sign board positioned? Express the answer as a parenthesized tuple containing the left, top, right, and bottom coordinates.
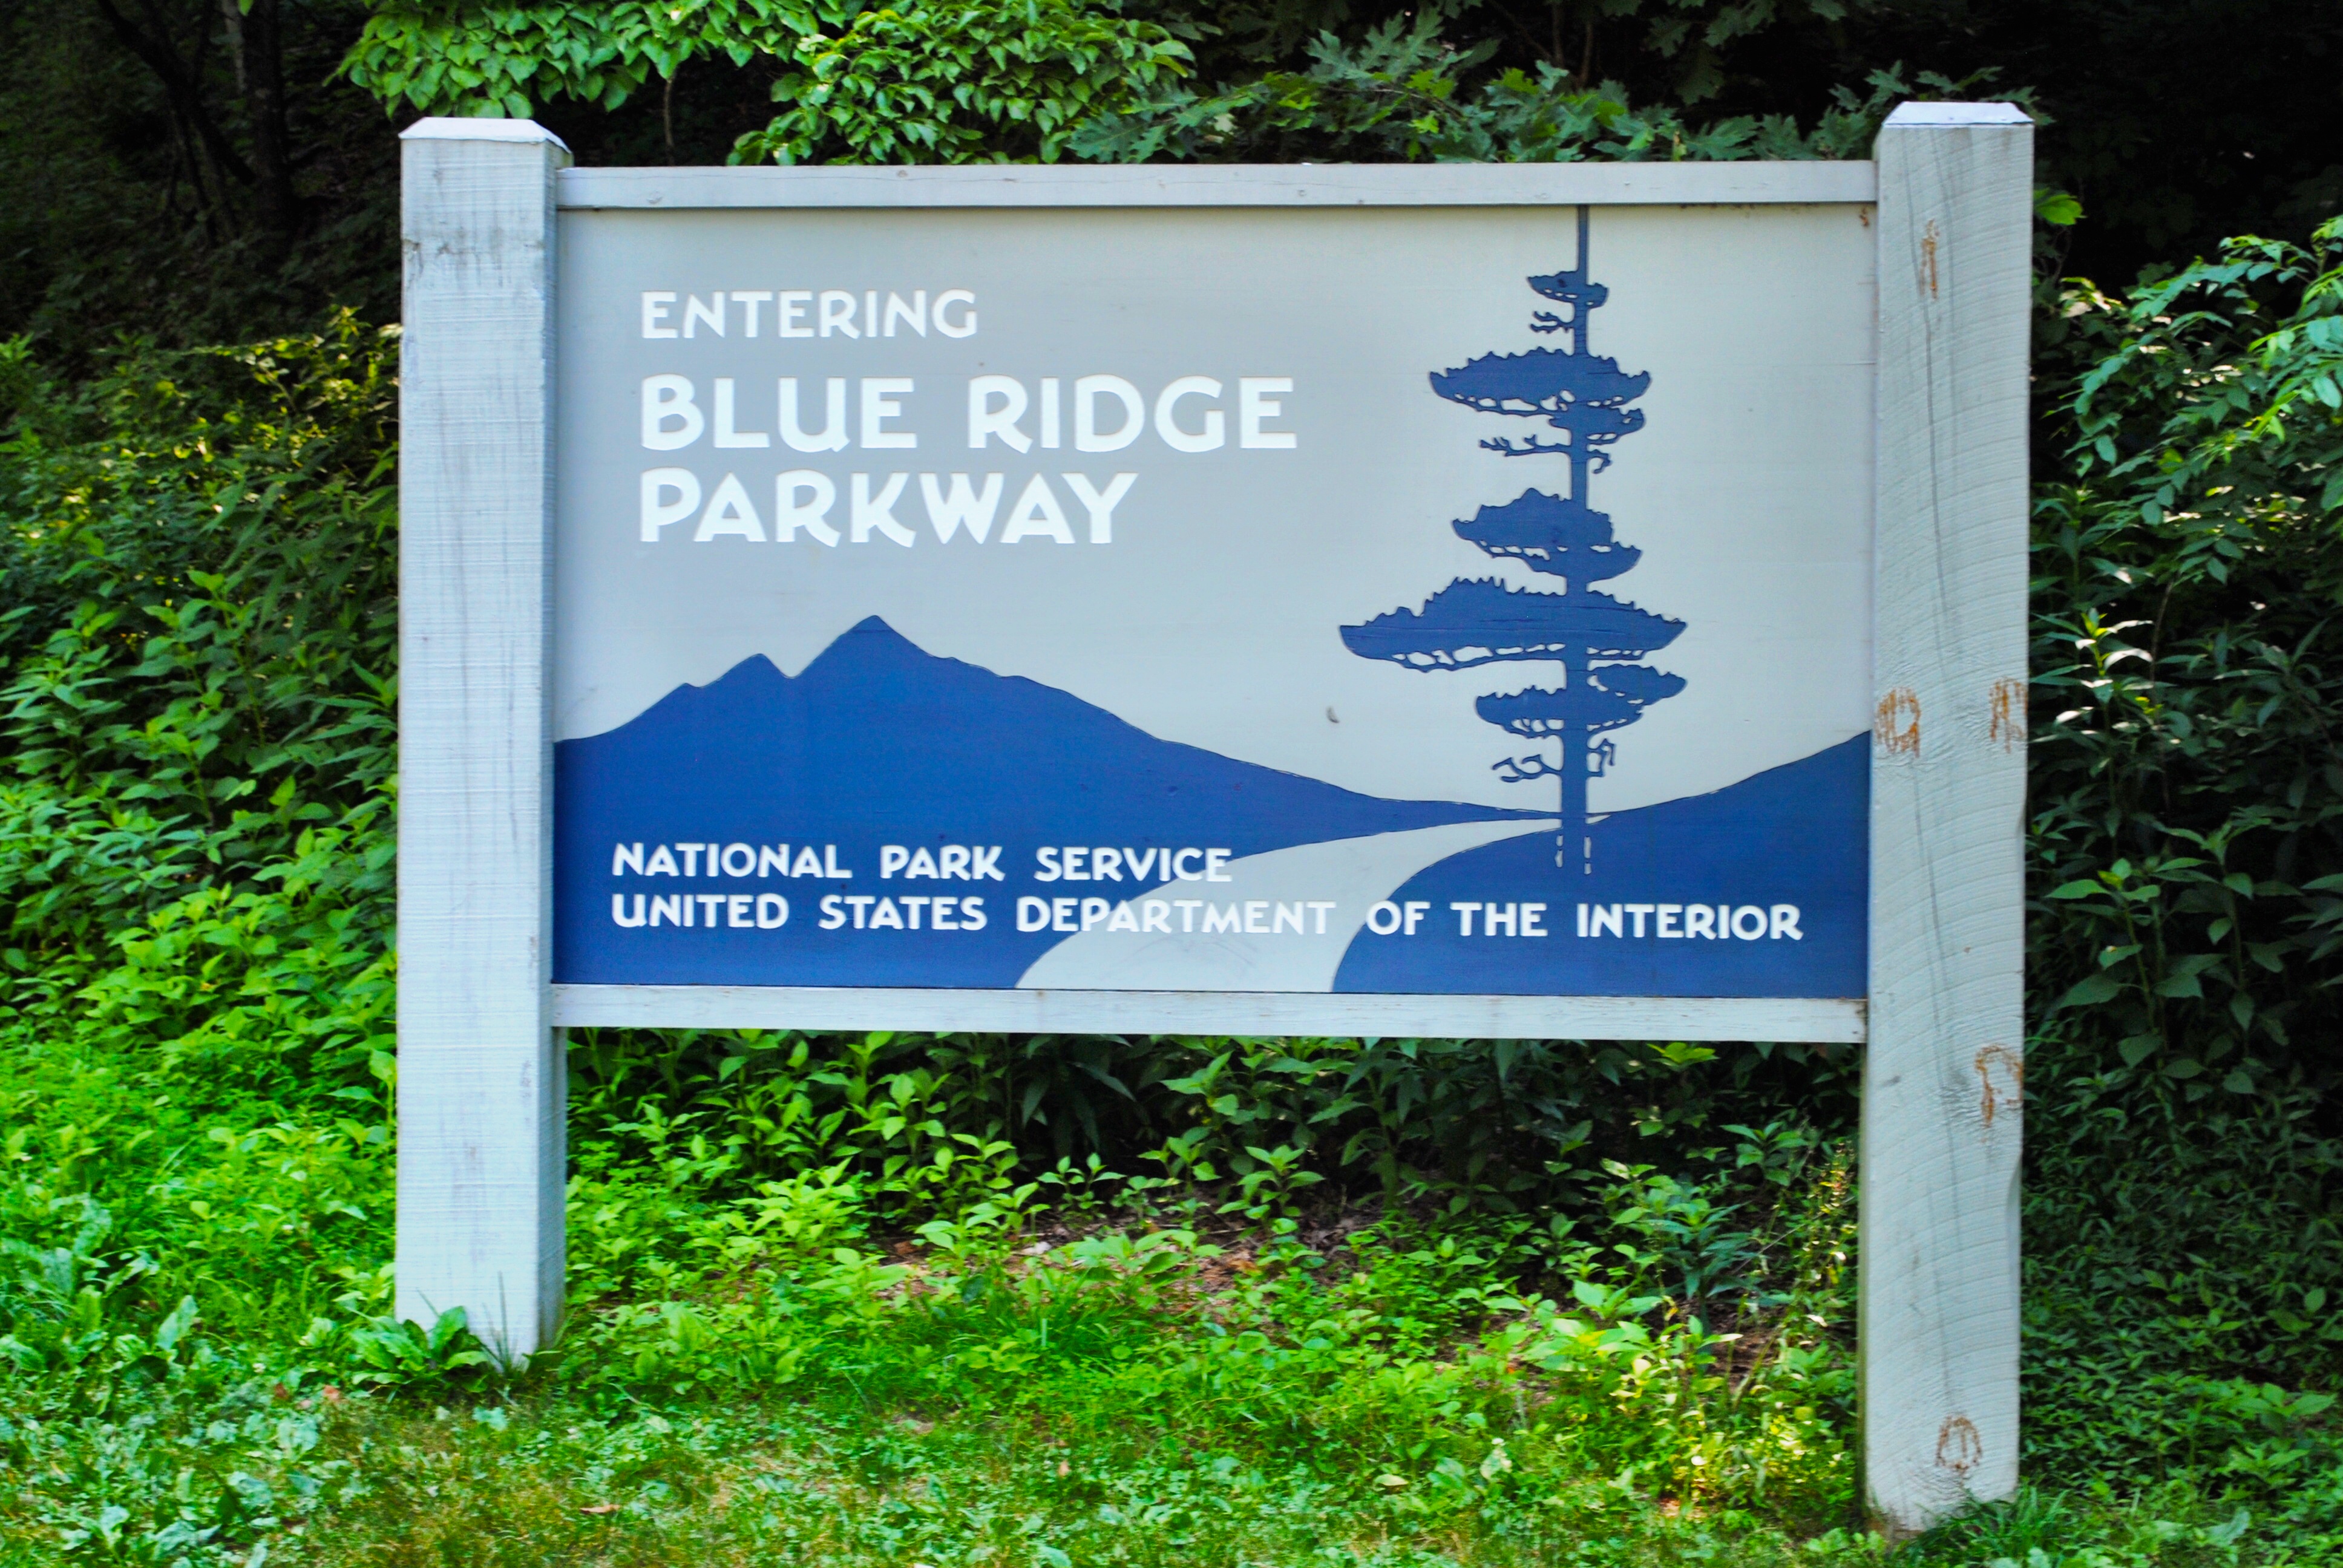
(394, 110, 2030, 1534)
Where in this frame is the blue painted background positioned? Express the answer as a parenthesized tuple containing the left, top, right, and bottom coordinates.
(554, 619, 1864, 995)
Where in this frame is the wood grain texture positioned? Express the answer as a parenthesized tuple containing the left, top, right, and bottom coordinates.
(395, 117, 571, 1361)
(552, 985, 1866, 1042)
(557, 160, 1876, 211)
(1861, 101, 2033, 1534)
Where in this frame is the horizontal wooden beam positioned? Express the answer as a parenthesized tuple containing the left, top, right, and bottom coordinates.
(554, 985, 1866, 1042)
(557, 160, 1877, 211)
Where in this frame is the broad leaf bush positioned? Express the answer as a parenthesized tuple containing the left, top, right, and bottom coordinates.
(2021, 221, 2343, 1481)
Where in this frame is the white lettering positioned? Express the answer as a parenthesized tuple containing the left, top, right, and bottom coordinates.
(693, 472, 764, 541)
(730, 290, 772, 336)
(773, 471, 841, 546)
(860, 378, 917, 449)
(1000, 474, 1073, 544)
(712, 379, 770, 449)
(1239, 377, 1297, 448)
(883, 290, 927, 337)
(934, 289, 977, 337)
(1062, 472, 1135, 544)
(641, 468, 701, 541)
(921, 472, 1003, 543)
(1153, 376, 1225, 452)
(968, 376, 1031, 452)
(641, 374, 703, 450)
(1074, 374, 1144, 452)
(851, 473, 915, 546)
(779, 378, 850, 453)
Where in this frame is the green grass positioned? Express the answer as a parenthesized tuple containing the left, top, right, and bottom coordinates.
(3, 1024, 2340, 1567)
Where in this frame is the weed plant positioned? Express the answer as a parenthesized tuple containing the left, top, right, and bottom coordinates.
(0, 229, 2339, 1563)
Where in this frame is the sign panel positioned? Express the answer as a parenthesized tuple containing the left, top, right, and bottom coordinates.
(550, 200, 1875, 1004)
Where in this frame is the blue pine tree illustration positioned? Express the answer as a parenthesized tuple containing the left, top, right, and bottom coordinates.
(1342, 207, 1685, 875)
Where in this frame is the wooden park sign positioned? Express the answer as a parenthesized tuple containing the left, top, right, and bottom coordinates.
(396, 105, 2030, 1533)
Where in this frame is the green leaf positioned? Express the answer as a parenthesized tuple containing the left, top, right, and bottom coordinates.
(153, 1296, 198, 1354)
(2054, 973, 2123, 1010)
(2033, 188, 2082, 226)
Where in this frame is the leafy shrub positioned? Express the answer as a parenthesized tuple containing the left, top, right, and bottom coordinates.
(0, 316, 398, 1103)
(2022, 219, 2343, 1454)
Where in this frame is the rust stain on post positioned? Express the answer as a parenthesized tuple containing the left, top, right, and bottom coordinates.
(1921, 219, 1941, 297)
(1935, 1415, 1982, 1475)
(1974, 1045, 2024, 1126)
(1989, 678, 2027, 750)
(1875, 688, 1921, 756)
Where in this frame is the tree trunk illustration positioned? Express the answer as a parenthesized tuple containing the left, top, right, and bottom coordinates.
(1342, 208, 1683, 877)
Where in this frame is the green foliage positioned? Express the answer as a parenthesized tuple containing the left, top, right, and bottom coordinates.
(1070, 41, 1998, 164)
(2034, 220, 2343, 1085)
(342, 0, 866, 119)
(345, 0, 1195, 166)
(342, 0, 2017, 172)
(0, 316, 398, 1093)
(737, 0, 1194, 164)
(2020, 220, 2343, 1465)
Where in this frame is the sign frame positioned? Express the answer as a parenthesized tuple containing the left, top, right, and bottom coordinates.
(394, 105, 2029, 1533)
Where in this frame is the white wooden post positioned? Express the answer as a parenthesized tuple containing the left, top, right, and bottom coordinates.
(395, 118, 571, 1361)
(1862, 101, 2033, 1534)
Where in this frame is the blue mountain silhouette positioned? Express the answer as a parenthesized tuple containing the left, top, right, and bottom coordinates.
(554, 616, 1523, 987)
(1333, 735, 1867, 998)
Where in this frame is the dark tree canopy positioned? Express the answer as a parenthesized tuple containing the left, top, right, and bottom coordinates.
(0, 0, 2338, 361)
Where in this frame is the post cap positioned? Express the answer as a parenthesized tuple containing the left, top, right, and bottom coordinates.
(401, 116, 571, 149)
